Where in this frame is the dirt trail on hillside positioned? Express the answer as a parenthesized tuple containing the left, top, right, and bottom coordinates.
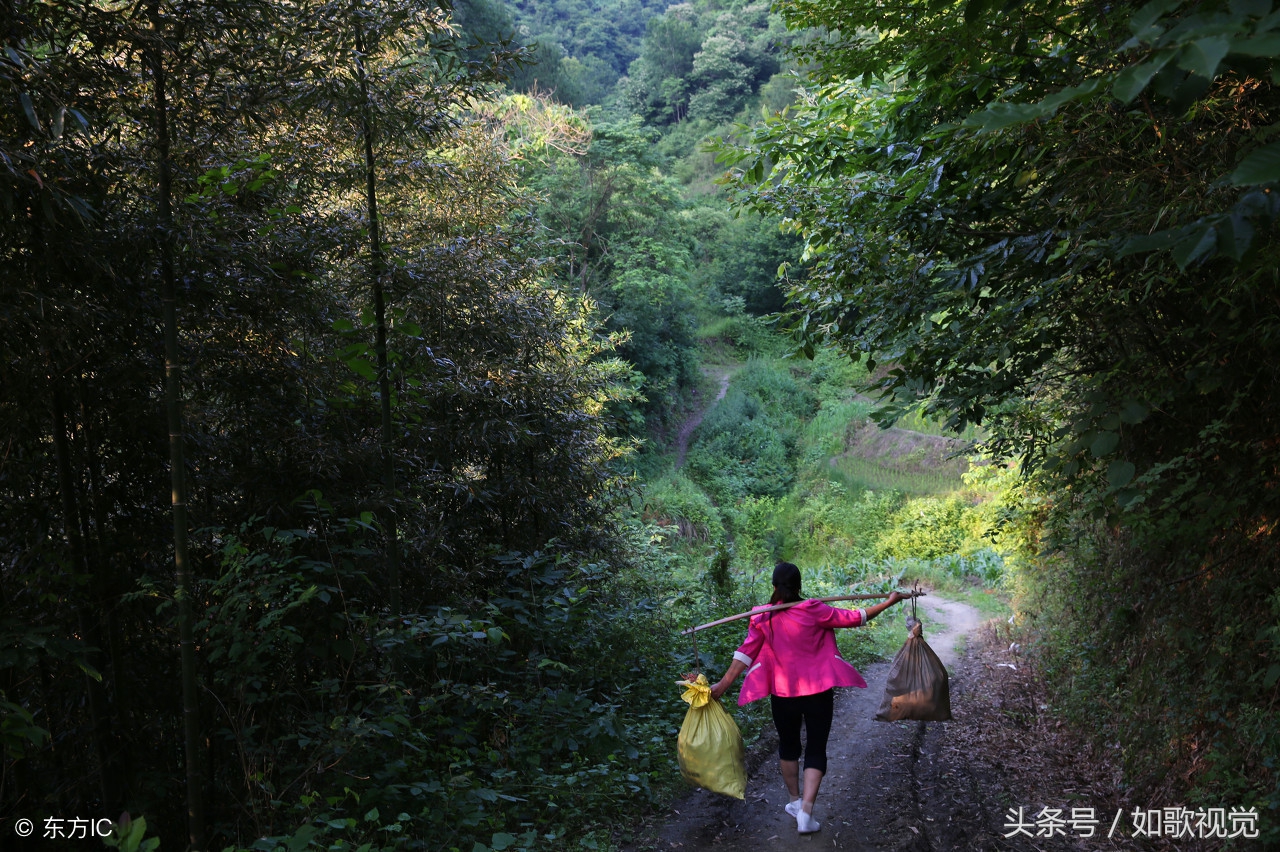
(622, 597, 1134, 852)
(675, 368, 733, 468)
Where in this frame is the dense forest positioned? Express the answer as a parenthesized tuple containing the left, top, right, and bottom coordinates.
(2, 0, 1277, 849)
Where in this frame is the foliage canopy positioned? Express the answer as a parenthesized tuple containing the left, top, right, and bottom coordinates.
(718, 0, 1280, 830)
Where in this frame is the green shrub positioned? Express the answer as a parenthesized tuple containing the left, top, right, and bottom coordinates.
(696, 298, 776, 356)
(193, 518, 713, 851)
(683, 358, 816, 505)
(788, 482, 903, 566)
(642, 471, 726, 542)
(874, 496, 973, 560)
(999, 472, 1280, 847)
(803, 398, 875, 457)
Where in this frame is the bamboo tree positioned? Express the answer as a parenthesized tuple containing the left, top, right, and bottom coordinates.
(294, 0, 517, 611)
(353, 23, 402, 616)
(144, 4, 205, 844)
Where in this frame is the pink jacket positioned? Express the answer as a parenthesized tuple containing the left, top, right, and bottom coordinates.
(732, 599, 868, 705)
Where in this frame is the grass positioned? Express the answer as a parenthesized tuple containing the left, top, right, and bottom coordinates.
(895, 564, 1014, 621)
(828, 454, 966, 496)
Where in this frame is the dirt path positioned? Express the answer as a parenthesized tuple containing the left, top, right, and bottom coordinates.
(675, 368, 733, 468)
(626, 595, 1177, 852)
(626, 597, 1004, 852)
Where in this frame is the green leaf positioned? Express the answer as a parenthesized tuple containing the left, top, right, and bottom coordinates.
(364, 807, 380, 822)
(1229, 33, 1280, 56)
(1120, 228, 1179, 256)
(1264, 664, 1280, 688)
(1091, 431, 1121, 457)
(967, 101, 1051, 131)
(1115, 488, 1143, 507)
(491, 833, 517, 850)
(1119, 401, 1149, 424)
(1129, 0, 1185, 35)
(963, 0, 989, 25)
(966, 80, 1102, 131)
(19, 92, 40, 132)
(345, 357, 376, 380)
(1108, 460, 1136, 488)
(1112, 53, 1173, 103)
(1177, 36, 1231, 80)
(1170, 224, 1217, 268)
(1229, 0, 1271, 17)
(1216, 210, 1255, 259)
(1230, 140, 1280, 184)
(1040, 79, 1104, 111)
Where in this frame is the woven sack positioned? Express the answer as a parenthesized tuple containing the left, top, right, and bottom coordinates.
(675, 675, 747, 799)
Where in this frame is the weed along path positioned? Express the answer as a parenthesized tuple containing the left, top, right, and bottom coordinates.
(626, 596, 1047, 852)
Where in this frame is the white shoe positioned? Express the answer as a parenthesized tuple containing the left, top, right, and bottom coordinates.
(796, 810, 821, 834)
(785, 799, 802, 817)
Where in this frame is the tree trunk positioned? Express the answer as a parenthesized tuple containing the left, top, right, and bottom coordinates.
(147, 23, 206, 848)
(50, 375, 116, 811)
(355, 25, 402, 617)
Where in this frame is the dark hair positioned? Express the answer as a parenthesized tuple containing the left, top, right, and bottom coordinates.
(770, 561, 802, 604)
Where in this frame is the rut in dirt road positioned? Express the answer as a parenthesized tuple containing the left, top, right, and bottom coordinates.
(629, 596, 988, 852)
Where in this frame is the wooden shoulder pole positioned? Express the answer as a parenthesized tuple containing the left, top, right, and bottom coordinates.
(680, 590, 925, 635)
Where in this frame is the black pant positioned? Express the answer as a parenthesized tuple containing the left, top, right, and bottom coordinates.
(770, 689, 835, 774)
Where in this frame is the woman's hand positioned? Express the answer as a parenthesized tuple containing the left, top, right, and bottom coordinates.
(864, 590, 912, 622)
(708, 658, 747, 700)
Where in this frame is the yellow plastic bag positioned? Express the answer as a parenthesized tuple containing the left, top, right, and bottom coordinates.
(675, 674, 746, 799)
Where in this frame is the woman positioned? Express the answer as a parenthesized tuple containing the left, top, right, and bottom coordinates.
(709, 561, 907, 834)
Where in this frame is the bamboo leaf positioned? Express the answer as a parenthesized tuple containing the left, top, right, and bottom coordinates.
(19, 92, 41, 131)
